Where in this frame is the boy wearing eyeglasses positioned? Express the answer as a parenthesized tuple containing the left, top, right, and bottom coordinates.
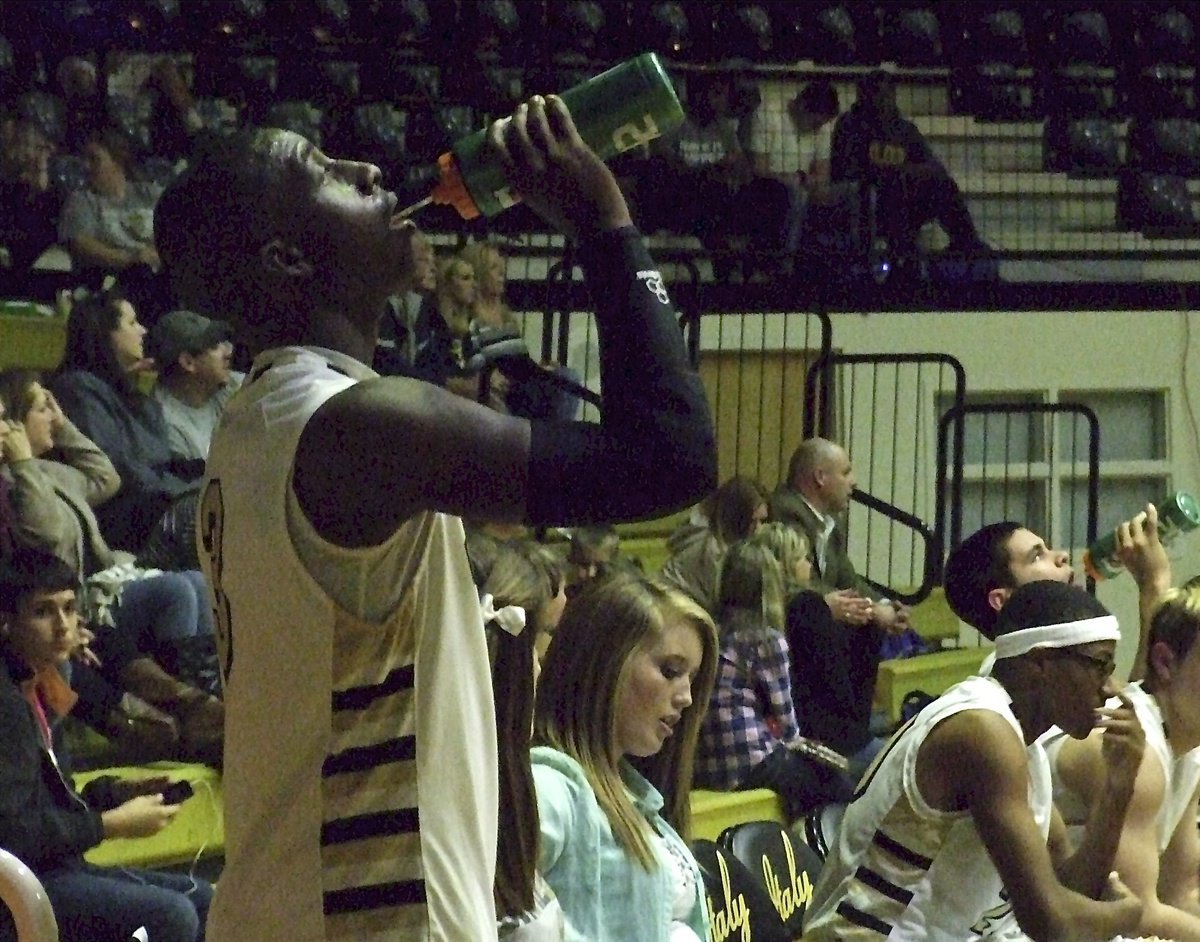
(940, 508, 1179, 941)
(804, 581, 1145, 942)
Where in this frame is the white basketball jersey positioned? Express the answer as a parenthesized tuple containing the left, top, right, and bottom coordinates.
(804, 675, 1053, 941)
(199, 346, 498, 941)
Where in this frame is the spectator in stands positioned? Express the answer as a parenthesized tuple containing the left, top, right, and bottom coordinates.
(754, 521, 883, 769)
(56, 53, 202, 161)
(151, 95, 715, 942)
(141, 56, 205, 162)
(436, 251, 477, 337)
(533, 573, 717, 941)
(462, 239, 520, 333)
(431, 250, 492, 402)
(748, 79, 845, 266)
(636, 73, 789, 282)
(770, 438, 908, 631)
(50, 289, 200, 553)
(463, 238, 582, 422)
(1046, 585, 1200, 941)
(54, 55, 105, 152)
(805, 580, 1144, 941)
(695, 538, 853, 819)
(771, 439, 914, 756)
(373, 227, 440, 379)
(0, 118, 62, 292)
(58, 127, 173, 324)
(0, 369, 222, 764)
(147, 310, 242, 463)
(465, 535, 567, 937)
(831, 70, 990, 265)
(660, 475, 768, 615)
(565, 524, 623, 595)
(0, 547, 212, 942)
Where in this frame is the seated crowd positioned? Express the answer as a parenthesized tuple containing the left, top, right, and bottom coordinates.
(0, 59, 1186, 942)
(2, 379, 1191, 940)
(1, 50, 991, 302)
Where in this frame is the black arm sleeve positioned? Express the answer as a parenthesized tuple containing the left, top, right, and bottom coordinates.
(525, 227, 716, 526)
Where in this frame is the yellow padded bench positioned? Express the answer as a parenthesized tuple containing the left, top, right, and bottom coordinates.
(621, 535, 671, 576)
(0, 302, 67, 371)
(74, 762, 224, 869)
(907, 587, 962, 647)
(874, 647, 989, 724)
(690, 788, 785, 842)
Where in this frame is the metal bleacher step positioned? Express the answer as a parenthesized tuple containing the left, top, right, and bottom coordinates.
(917, 116, 1049, 175)
(986, 229, 1200, 253)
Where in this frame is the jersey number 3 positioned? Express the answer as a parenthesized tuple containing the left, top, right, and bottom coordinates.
(199, 478, 234, 683)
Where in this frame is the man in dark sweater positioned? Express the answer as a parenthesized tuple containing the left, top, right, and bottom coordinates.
(832, 70, 989, 261)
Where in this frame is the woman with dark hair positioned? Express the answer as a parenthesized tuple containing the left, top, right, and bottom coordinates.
(59, 127, 173, 323)
(49, 290, 200, 553)
(466, 534, 566, 939)
(659, 475, 768, 614)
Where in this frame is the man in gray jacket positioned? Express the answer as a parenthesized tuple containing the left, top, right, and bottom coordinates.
(771, 437, 906, 630)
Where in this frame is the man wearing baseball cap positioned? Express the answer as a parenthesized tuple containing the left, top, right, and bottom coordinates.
(148, 310, 243, 463)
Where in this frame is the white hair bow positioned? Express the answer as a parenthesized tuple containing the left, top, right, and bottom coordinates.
(480, 593, 527, 637)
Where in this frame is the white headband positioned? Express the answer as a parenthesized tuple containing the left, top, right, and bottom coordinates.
(481, 594, 526, 637)
(993, 615, 1120, 661)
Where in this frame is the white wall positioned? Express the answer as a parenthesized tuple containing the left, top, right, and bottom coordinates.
(695, 307, 1200, 677)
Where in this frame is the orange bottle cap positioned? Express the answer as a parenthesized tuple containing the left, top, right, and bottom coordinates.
(432, 153, 481, 221)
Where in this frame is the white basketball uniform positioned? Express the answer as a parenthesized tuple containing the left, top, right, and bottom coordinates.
(804, 675, 1053, 941)
(199, 346, 497, 941)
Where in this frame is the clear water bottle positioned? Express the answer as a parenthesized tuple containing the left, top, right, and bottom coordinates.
(1083, 491, 1200, 581)
(414, 53, 685, 221)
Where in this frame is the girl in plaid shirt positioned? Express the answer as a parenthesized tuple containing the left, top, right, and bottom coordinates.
(694, 539, 852, 818)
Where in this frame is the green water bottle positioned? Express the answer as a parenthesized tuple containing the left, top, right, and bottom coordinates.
(1083, 491, 1200, 581)
(412, 53, 684, 220)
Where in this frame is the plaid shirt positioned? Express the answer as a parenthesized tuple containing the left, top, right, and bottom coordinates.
(694, 617, 800, 790)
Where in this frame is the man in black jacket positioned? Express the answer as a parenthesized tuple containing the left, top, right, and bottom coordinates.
(832, 70, 989, 262)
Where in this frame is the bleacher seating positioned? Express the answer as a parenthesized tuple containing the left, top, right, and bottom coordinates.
(74, 763, 224, 870)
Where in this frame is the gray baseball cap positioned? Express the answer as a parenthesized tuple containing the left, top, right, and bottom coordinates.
(148, 309, 231, 366)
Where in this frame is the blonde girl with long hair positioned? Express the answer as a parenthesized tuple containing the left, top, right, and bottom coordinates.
(532, 573, 717, 941)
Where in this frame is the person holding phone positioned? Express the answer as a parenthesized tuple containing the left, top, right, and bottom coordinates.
(0, 547, 211, 942)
